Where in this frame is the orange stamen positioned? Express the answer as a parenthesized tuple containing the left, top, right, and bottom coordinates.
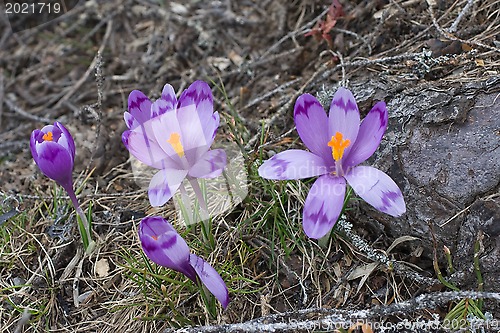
(42, 131, 53, 142)
(167, 132, 185, 157)
(151, 235, 158, 241)
(327, 132, 351, 161)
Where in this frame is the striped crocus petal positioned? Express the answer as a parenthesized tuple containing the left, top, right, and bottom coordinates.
(189, 254, 230, 309)
(344, 166, 406, 217)
(125, 90, 153, 129)
(343, 101, 388, 168)
(148, 168, 188, 207)
(328, 87, 360, 161)
(258, 150, 329, 180)
(139, 217, 196, 281)
(188, 149, 227, 179)
(302, 174, 346, 239)
(151, 83, 177, 118)
(294, 94, 332, 162)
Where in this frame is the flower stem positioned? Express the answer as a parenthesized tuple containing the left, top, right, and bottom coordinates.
(64, 184, 95, 254)
(189, 178, 214, 249)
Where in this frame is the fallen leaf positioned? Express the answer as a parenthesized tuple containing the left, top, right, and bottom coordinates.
(95, 258, 110, 278)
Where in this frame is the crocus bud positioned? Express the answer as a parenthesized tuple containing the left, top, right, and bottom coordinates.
(139, 216, 230, 309)
(30, 122, 75, 191)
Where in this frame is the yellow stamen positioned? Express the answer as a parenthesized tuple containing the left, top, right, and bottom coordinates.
(327, 132, 351, 161)
(43, 131, 53, 141)
(167, 132, 185, 157)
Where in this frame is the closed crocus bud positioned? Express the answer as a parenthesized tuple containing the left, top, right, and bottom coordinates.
(139, 216, 230, 309)
(30, 122, 75, 191)
(30, 122, 94, 253)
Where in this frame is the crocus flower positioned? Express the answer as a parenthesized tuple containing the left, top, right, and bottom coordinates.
(30, 122, 94, 251)
(30, 122, 75, 196)
(258, 87, 406, 239)
(139, 216, 230, 309)
(122, 81, 227, 207)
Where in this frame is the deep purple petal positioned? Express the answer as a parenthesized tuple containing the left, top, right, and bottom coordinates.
(122, 129, 177, 169)
(148, 168, 188, 207)
(32, 140, 74, 189)
(303, 174, 346, 239)
(188, 149, 227, 179)
(328, 87, 360, 160)
(344, 166, 406, 216)
(139, 216, 177, 236)
(139, 217, 196, 281)
(189, 254, 230, 309)
(127, 90, 152, 128)
(344, 101, 388, 168)
(258, 150, 329, 180)
(294, 94, 331, 161)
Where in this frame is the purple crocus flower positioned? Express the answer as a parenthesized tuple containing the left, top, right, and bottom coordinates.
(139, 216, 230, 309)
(30, 122, 75, 195)
(30, 122, 82, 208)
(258, 87, 406, 239)
(30, 122, 94, 251)
(122, 81, 227, 207)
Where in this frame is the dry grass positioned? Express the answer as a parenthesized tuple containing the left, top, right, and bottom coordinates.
(0, 0, 499, 332)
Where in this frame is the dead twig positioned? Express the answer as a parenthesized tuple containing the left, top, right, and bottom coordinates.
(448, 0, 475, 34)
(428, 3, 500, 54)
(4, 96, 53, 123)
(55, 19, 113, 109)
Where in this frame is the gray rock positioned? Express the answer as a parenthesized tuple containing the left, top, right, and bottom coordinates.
(350, 78, 500, 308)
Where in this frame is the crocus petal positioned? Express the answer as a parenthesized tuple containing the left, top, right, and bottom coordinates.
(177, 80, 214, 118)
(148, 168, 188, 207)
(303, 174, 346, 239)
(176, 81, 217, 164)
(139, 217, 196, 281)
(139, 216, 177, 235)
(127, 90, 152, 128)
(188, 149, 227, 178)
(151, 110, 188, 168)
(177, 103, 213, 165)
(344, 166, 406, 217)
(328, 87, 360, 159)
(54, 122, 75, 161)
(189, 254, 230, 309)
(122, 129, 178, 169)
(258, 150, 329, 180)
(343, 101, 388, 168)
(151, 83, 177, 118)
(32, 140, 74, 188)
(294, 94, 331, 162)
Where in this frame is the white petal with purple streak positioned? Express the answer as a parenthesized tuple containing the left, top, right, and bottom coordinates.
(188, 149, 227, 178)
(127, 90, 152, 128)
(258, 150, 329, 180)
(344, 166, 406, 216)
(328, 87, 360, 160)
(148, 168, 188, 207)
(122, 129, 178, 169)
